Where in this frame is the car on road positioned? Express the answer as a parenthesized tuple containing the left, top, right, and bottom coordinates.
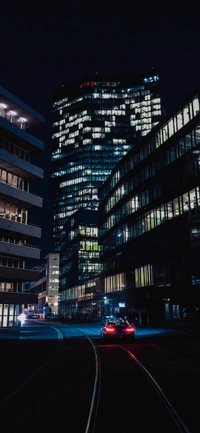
(26, 312, 39, 319)
(101, 318, 135, 342)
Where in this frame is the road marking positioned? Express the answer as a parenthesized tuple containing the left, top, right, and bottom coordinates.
(50, 326, 63, 340)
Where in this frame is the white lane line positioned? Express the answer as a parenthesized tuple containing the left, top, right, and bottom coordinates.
(50, 326, 63, 340)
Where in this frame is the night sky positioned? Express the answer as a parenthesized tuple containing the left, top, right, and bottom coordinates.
(1, 2, 200, 262)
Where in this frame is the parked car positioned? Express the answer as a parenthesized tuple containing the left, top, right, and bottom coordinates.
(26, 312, 39, 319)
(101, 318, 135, 342)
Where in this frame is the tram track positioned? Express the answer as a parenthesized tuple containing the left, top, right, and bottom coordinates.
(121, 345, 191, 433)
(61, 324, 192, 433)
(0, 324, 99, 433)
(0, 322, 197, 433)
(83, 341, 192, 433)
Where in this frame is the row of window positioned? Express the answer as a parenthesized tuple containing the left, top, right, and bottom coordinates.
(60, 175, 107, 188)
(0, 281, 23, 292)
(155, 97, 199, 146)
(80, 241, 99, 251)
(53, 85, 159, 113)
(103, 256, 191, 292)
(104, 125, 200, 216)
(103, 258, 187, 292)
(0, 169, 29, 192)
(135, 265, 153, 288)
(110, 187, 200, 248)
(79, 263, 102, 273)
(53, 110, 89, 127)
(0, 235, 26, 246)
(79, 226, 98, 237)
(0, 255, 24, 268)
(104, 273, 126, 293)
(0, 304, 21, 327)
(53, 102, 161, 146)
(0, 106, 27, 130)
(102, 95, 200, 197)
(0, 202, 27, 224)
(0, 138, 29, 161)
(59, 280, 96, 301)
(52, 144, 131, 167)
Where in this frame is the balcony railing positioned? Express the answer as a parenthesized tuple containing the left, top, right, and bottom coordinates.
(0, 106, 31, 130)
(0, 238, 40, 249)
(0, 212, 40, 228)
(0, 175, 42, 201)
(0, 137, 30, 161)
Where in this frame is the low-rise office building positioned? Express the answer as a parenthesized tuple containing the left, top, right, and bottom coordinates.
(0, 85, 44, 326)
(97, 86, 200, 321)
(29, 253, 59, 316)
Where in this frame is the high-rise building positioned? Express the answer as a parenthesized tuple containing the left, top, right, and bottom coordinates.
(0, 85, 44, 326)
(60, 85, 200, 320)
(51, 69, 163, 251)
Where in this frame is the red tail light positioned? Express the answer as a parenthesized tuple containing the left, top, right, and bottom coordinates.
(104, 326, 115, 333)
(125, 326, 134, 333)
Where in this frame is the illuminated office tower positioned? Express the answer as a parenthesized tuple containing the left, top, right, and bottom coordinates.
(52, 70, 163, 251)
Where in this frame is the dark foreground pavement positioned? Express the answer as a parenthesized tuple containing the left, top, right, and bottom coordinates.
(0, 320, 200, 433)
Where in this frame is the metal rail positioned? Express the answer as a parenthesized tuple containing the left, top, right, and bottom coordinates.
(60, 325, 101, 433)
(84, 336, 101, 433)
(0, 322, 101, 433)
(121, 346, 191, 433)
(14, 321, 192, 433)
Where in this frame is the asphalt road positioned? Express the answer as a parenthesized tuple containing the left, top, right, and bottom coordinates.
(0, 320, 200, 433)
(0, 318, 178, 340)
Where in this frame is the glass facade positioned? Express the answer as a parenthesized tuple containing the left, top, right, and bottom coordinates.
(59, 209, 102, 312)
(0, 304, 20, 327)
(52, 71, 162, 251)
(97, 88, 200, 319)
(99, 93, 200, 252)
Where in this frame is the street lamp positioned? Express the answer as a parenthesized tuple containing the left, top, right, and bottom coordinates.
(103, 296, 109, 317)
(91, 302, 96, 320)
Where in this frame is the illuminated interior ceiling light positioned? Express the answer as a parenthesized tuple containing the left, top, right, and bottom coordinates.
(0, 103, 7, 109)
(8, 110, 17, 116)
(18, 117, 27, 122)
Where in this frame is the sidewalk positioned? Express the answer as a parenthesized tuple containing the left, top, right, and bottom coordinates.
(0, 326, 21, 334)
(137, 318, 200, 332)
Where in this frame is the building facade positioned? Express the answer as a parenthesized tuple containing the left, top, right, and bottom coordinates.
(58, 85, 200, 321)
(59, 209, 102, 317)
(51, 70, 163, 252)
(29, 253, 60, 316)
(0, 85, 45, 326)
(97, 87, 200, 321)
